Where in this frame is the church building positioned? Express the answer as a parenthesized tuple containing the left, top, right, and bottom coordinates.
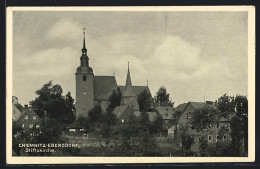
(75, 31, 150, 119)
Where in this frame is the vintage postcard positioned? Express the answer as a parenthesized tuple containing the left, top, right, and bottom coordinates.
(6, 6, 255, 164)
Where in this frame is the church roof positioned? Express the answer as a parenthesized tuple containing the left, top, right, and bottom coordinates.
(119, 86, 150, 97)
(94, 76, 118, 100)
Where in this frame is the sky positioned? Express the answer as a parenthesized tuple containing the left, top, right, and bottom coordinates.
(12, 10, 248, 106)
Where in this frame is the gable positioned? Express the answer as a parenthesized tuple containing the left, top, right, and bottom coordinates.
(15, 107, 41, 125)
(94, 76, 118, 101)
(112, 105, 133, 121)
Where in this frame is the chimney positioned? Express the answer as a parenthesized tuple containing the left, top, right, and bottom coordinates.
(24, 104, 28, 109)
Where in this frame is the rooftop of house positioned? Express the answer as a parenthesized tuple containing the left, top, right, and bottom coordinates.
(133, 111, 157, 122)
(112, 105, 131, 119)
(156, 106, 175, 120)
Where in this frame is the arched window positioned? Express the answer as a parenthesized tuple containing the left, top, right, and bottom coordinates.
(83, 75, 86, 81)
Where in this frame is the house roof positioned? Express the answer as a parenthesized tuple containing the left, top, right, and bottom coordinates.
(156, 106, 175, 120)
(175, 103, 188, 112)
(112, 105, 130, 119)
(119, 86, 150, 96)
(133, 111, 157, 122)
(189, 102, 206, 110)
(12, 104, 22, 122)
(15, 107, 40, 122)
(94, 76, 118, 100)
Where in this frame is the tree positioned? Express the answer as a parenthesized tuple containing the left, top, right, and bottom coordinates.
(149, 113, 164, 134)
(216, 94, 248, 156)
(136, 130, 157, 156)
(117, 113, 139, 149)
(216, 126, 231, 156)
(155, 86, 173, 106)
(190, 106, 217, 132)
(137, 89, 152, 112)
(30, 81, 75, 123)
(177, 123, 195, 156)
(234, 95, 248, 154)
(216, 93, 235, 118)
(198, 132, 208, 157)
(107, 87, 121, 112)
(229, 95, 248, 156)
(12, 96, 24, 112)
(74, 116, 91, 132)
(99, 111, 118, 156)
(88, 105, 102, 129)
(139, 112, 151, 132)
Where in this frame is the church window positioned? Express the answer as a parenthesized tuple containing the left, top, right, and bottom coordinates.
(83, 91, 87, 95)
(83, 75, 86, 81)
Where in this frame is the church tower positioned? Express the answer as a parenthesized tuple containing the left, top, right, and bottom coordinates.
(75, 29, 94, 119)
(121, 62, 139, 111)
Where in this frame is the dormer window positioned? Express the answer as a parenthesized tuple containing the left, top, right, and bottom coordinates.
(187, 113, 191, 119)
(83, 75, 86, 81)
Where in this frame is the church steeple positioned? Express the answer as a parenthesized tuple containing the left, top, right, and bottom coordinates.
(82, 28, 87, 54)
(76, 28, 93, 74)
(80, 28, 89, 67)
(123, 62, 136, 97)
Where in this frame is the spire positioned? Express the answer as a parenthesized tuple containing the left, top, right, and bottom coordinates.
(79, 27, 90, 68)
(126, 62, 132, 87)
(123, 62, 136, 97)
(82, 27, 87, 54)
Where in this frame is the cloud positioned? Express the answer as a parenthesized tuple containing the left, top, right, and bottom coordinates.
(46, 19, 82, 42)
(18, 47, 77, 76)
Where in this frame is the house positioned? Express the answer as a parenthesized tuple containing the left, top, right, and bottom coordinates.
(155, 106, 175, 128)
(174, 101, 232, 152)
(112, 105, 134, 123)
(12, 104, 22, 122)
(14, 107, 42, 131)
